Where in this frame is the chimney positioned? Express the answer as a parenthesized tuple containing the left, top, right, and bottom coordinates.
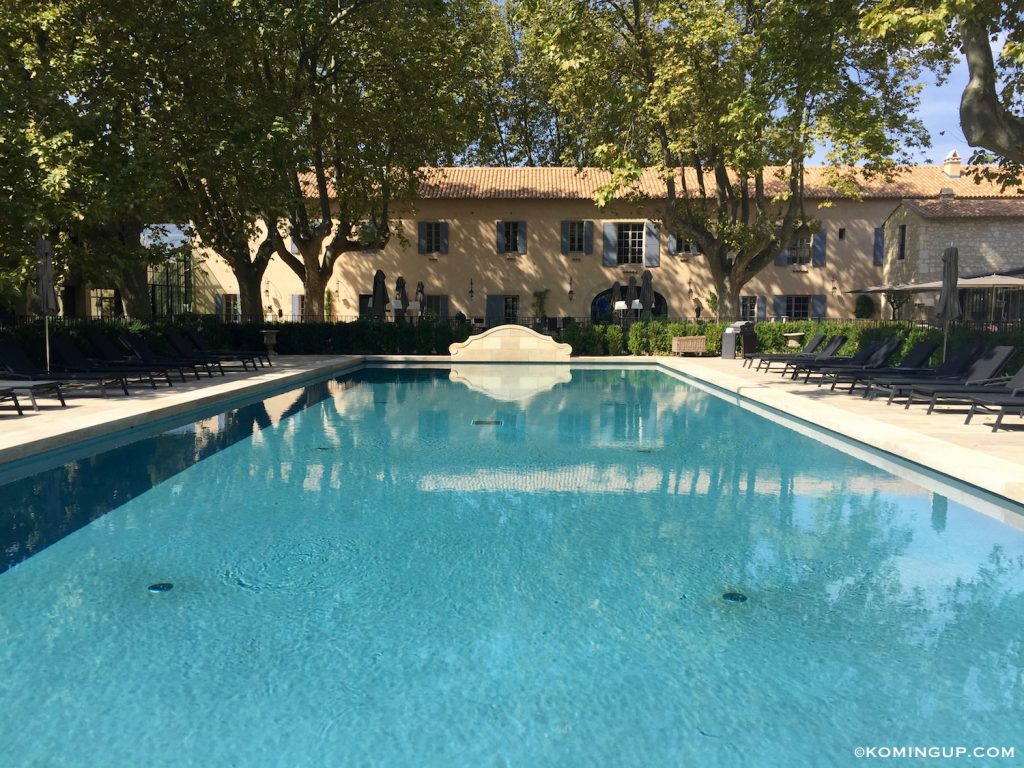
(943, 149, 961, 178)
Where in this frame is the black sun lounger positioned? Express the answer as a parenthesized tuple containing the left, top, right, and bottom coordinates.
(0, 386, 23, 415)
(120, 332, 218, 378)
(858, 343, 980, 399)
(86, 331, 191, 383)
(965, 392, 1024, 431)
(751, 333, 826, 372)
(0, 378, 66, 409)
(902, 358, 1024, 414)
(51, 334, 170, 389)
(820, 340, 939, 391)
(0, 338, 130, 397)
(796, 336, 903, 384)
(872, 346, 1015, 406)
(164, 329, 255, 371)
(186, 329, 271, 367)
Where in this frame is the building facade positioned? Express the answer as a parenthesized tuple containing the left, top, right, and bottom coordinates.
(190, 159, 1022, 323)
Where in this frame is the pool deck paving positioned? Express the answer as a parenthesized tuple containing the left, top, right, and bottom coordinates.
(1, 353, 1022, 507)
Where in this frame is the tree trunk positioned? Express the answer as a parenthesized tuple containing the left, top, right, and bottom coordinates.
(303, 269, 326, 321)
(716, 277, 742, 322)
(236, 267, 264, 322)
(116, 264, 152, 320)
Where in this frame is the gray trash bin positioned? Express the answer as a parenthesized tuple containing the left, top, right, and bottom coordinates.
(721, 321, 754, 359)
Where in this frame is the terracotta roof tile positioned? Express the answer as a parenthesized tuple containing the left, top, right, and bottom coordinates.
(299, 165, 1022, 202)
(900, 198, 1024, 218)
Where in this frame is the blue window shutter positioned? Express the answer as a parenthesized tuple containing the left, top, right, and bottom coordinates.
(291, 295, 301, 320)
(417, 222, 427, 254)
(560, 221, 570, 255)
(517, 221, 527, 253)
(873, 228, 884, 266)
(602, 223, 617, 266)
(440, 223, 449, 254)
(438, 294, 449, 321)
(485, 294, 503, 325)
(812, 231, 827, 266)
(812, 294, 827, 319)
(756, 296, 766, 320)
(496, 222, 505, 253)
(214, 293, 223, 318)
(667, 232, 678, 254)
(644, 222, 660, 267)
(775, 247, 789, 266)
(583, 221, 593, 254)
(773, 296, 787, 318)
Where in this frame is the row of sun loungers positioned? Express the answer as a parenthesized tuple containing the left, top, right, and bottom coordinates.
(746, 334, 1023, 432)
(0, 330, 270, 415)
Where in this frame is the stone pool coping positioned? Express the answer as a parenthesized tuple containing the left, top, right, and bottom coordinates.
(1, 353, 1022, 506)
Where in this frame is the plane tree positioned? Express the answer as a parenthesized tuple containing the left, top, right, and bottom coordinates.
(525, 0, 930, 318)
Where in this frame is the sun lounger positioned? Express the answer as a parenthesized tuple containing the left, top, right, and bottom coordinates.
(820, 340, 939, 391)
(120, 332, 219, 378)
(903, 361, 1024, 414)
(186, 329, 271, 367)
(51, 334, 170, 389)
(796, 336, 902, 384)
(858, 344, 980, 399)
(0, 338, 130, 396)
(86, 331, 192, 383)
(751, 333, 826, 371)
(164, 329, 255, 371)
(964, 392, 1024, 431)
(0, 386, 23, 415)
(782, 335, 875, 379)
(0, 378, 66, 409)
(870, 346, 1015, 405)
(773, 335, 848, 376)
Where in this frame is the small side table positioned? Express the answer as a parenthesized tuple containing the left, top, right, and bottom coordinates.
(783, 332, 805, 348)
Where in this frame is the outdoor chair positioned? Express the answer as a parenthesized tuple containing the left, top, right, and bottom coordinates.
(51, 334, 170, 389)
(751, 333, 826, 371)
(0, 338, 130, 397)
(964, 392, 1024, 431)
(120, 332, 218, 378)
(871, 346, 1015, 406)
(0, 378, 66, 410)
(900, 356, 1023, 414)
(821, 340, 940, 393)
(857, 344, 980, 399)
(164, 329, 254, 372)
(87, 331, 192, 383)
(186, 329, 270, 367)
(795, 336, 903, 384)
(773, 334, 847, 377)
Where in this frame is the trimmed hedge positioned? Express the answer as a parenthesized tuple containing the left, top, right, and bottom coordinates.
(3, 318, 1020, 372)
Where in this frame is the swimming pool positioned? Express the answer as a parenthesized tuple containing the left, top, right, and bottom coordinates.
(1, 365, 1022, 767)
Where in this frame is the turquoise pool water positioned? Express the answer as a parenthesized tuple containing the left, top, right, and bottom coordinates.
(1, 366, 1023, 767)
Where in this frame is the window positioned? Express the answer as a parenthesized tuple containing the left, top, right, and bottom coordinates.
(501, 221, 520, 253)
(897, 224, 907, 260)
(616, 223, 644, 264)
(787, 235, 811, 265)
(739, 296, 757, 322)
(785, 295, 810, 320)
(423, 294, 447, 320)
(672, 234, 696, 255)
(223, 294, 240, 322)
(91, 288, 118, 319)
(423, 222, 443, 253)
(503, 295, 519, 323)
(838, 227, 846, 240)
(567, 221, 586, 253)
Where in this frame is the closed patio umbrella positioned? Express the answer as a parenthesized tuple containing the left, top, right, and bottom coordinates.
(639, 269, 654, 321)
(370, 270, 388, 320)
(415, 281, 426, 319)
(36, 237, 59, 371)
(626, 275, 639, 325)
(394, 276, 409, 323)
(935, 246, 961, 362)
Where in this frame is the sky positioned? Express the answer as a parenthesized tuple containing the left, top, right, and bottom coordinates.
(809, 58, 970, 166)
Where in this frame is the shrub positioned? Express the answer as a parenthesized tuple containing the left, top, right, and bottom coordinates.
(854, 294, 876, 319)
(605, 324, 623, 355)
